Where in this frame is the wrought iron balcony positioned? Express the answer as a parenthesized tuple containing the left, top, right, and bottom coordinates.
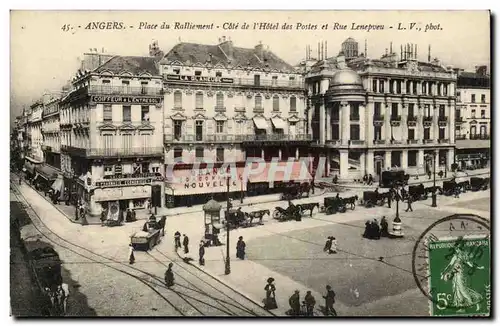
(423, 116, 433, 122)
(241, 134, 312, 142)
(165, 133, 312, 143)
(88, 85, 163, 96)
(407, 115, 417, 122)
(349, 140, 365, 145)
(214, 106, 226, 112)
(470, 134, 490, 140)
(87, 147, 164, 158)
(373, 139, 386, 145)
(407, 139, 420, 144)
(390, 115, 401, 121)
(438, 116, 448, 122)
(349, 115, 360, 121)
(253, 107, 264, 113)
(423, 139, 434, 144)
(438, 139, 450, 144)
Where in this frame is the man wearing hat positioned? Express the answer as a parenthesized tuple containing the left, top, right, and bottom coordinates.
(323, 285, 337, 316)
(182, 234, 190, 254)
(165, 262, 175, 287)
(236, 236, 246, 260)
(289, 290, 301, 316)
(199, 240, 205, 266)
(304, 290, 316, 316)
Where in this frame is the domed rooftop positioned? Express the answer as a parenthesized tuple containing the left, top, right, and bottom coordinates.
(330, 69, 363, 86)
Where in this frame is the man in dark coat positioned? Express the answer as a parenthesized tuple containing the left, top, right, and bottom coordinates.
(380, 216, 389, 237)
(131, 209, 137, 222)
(323, 285, 337, 316)
(289, 290, 301, 316)
(405, 195, 413, 212)
(236, 236, 246, 260)
(373, 219, 381, 240)
(368, 174, 374, 185)
(100, 209, 107, 226)
(304, 290, 316, 316)
(387, 189, 392, 208)
(323, 236, 333, 254)
(182, 234, 189, 254)
(199, 241, 205, 266)
(174, 231, 181, 249)
(165, 263, 174, 287)
(126, 208, 132, 222)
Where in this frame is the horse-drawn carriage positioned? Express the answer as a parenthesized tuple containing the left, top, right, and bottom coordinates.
(379, 170, 409, 188)
(320, 195, 353, 215)
(295, 202, 320, 217)
(25, 242, 66, 316)
(224, 208, 270, 229)
(470, 177, 490, 191)
(442, 180, 458, 196)
(131, 215, 166, 251)
(361, 191, 389, 208)
(280, 183, 310, 201)
(273, 202, 302, 222)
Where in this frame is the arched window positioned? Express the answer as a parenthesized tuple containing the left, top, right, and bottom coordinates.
(255, 94, 262, 108)
(216, 92, 224, 109)
(195, 92, 203, 109)
(174, 91, 182, 109)
(470, 126, 477, 138)
(272, 95, 279, 111)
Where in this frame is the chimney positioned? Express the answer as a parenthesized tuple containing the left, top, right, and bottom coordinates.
(325, 41, 328, 59)
(415, 44, 418, 60)
(365, 39, 368, 58)
(219, 36, 234, 60)
(390, 42, 393, 54)
(318, 42, 320, 60)
(254, 41, 264, 60)
(428, 45, 431, 62)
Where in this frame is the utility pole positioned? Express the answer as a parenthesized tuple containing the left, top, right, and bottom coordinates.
(225, 166, 231, 275)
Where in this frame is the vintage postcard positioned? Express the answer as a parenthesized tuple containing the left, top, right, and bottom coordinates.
(9, 10, 491, 317)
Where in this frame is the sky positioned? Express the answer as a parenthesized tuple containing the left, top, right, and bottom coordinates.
(10, 10, 490, 125)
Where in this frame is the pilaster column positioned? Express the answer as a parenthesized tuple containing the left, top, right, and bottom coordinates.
(295, 147, 299, 160)
(417, 82, 422, 95)
(401, 150, 408, 170)
(417, 149, 425, 170)
(319, 100, 325, 145)
(384, 151, 392, 170)
(384, 103, 391, 142)
(359, 152, 366, 175)
(339, 150, 349, 180)
(401, 103, 408, 141)
(433, 103, 439, 141)
(359, 102, 366, 141)
(366, 102, 374, 143)
(366, 151, 374, 175)
(447, 149, 455, 169)
(409, 81, 413, 95)
(325, 105, 331, 141)
(449, 103, 455, 143)
(307, 106, 313, 135)
(341, 101, 350, 145)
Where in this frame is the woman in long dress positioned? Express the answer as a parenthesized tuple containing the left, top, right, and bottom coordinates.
(440, 246, 484, 310)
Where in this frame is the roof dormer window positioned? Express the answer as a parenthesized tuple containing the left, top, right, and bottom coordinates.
(195, 70, 202, 76)
(216, 71, 222, 77)
(173, 68, 180, 74)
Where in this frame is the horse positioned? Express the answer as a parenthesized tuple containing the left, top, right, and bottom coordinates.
(425, 186, 443, 196)
(342, 195, 358, 210)
(296, 203, 319, 217)
(245, 209, 270, 225)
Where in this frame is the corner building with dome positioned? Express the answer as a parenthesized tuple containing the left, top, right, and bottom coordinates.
(305, 39, 457, 181)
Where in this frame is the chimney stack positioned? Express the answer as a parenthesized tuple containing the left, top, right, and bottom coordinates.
(318, 42, 320, 60)
(415, 44, 417, 60)
(390, 42, 393, 54)
(428, 45, 431, 62)
(400, 45, 403, 60)
(325, 41, 328, 58)
(365, 39, 368, 58)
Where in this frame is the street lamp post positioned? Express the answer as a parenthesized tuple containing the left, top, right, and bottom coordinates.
(432, 152, 437, 207)
(395, 186, 400, 220)
(225, 166, 231, 275)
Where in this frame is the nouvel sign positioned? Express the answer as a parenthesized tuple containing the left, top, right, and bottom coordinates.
(90, 95, 162, 104)
(165, 74, 234, 84)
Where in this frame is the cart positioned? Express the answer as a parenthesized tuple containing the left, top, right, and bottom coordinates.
(131, 229, 161, 251)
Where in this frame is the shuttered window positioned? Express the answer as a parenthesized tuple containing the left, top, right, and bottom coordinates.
(195, 92, 204, 109)
(273, 95, 279, 111)
(174, 91, 182, 109)
(103, 105, 112, 122)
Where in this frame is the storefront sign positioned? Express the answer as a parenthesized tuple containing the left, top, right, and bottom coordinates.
(95, 177, 162, 187)
(94, 185, 151, 201)
(90, 95, 162, 104)
(165, 74, 234, 84)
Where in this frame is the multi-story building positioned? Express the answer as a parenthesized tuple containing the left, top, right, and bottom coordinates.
(42, 96, 61, 169)
(28, 100, 44, 162)
(60, 52, 165, 216)
(158, 37, 310, 207)
(455, 66, 490, 168)
(306, 39, 457, 180)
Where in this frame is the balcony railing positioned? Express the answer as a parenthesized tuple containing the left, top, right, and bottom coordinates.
(438, 139, 450, 144)
(423, 139, 434, 144)
(373, 139, 386, 145)
(165, 76, 304, 89)
(165, 134, 313, 143)
(214, 106, 226, 112)
(470, 134, 490, 140)
(349, 115, 360, 121)
(88, 85, 163, 96)
(87, 147, 163, 158)
(253, 107, 264, 113)
(390, 115, 401, 121)
(349, 140, 365, 145)
(407, 115, 417, 122)
(423, 116, 433, 122)
(438, 116, 448, 122)
(407, 139, 420, 144)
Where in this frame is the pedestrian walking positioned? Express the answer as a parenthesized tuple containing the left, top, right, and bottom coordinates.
(128, 244, 135, 264)
(100, 209, 107, 226)
(304, 290, 316, 316)
(174, 231, 181, 249)
(289, 290, 301, 316)
(236, 236, 246, 260)
(263, 277, 277, 310)
(387, 189, 392, 208)
(405, 196, 413, 212)
(323, 236, 333, 254)
(165, 262, 174, 287)
(126, 208, 132, 222)
(323, 285, 337, 316)
(182, 234, 190, 254)
(428, 170, 432, 180)
(199, 241, 205, 266)
(18, 175, 22, 185)
(330, 237, 338, 254)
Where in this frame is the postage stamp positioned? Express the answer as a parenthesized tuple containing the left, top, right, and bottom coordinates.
(427, 235, 490, 316)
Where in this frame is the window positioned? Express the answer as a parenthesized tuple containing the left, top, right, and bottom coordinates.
(396, 80, 402, 94)
(103, 134, 113, 151)
(216, 93, 224, 109)
(424, 127, 430, 140)
(374, 126, 382, 140)
(195, 120, 204, 141)
(140, 81, 148, 95)
(439, 105, 445, 118)
(471, 109, 476, 119)
(273, 95, 279, 111)
(471, 94, 476, 103)
(372, 79, 378, 92)
(173, 68, 180, 74)
(195, 92, 203, 109)
(195, 70, 202, 76)
(480, 125, 487, 136)
(332, 124, 339, 140)
(443, 84, 448, 96)
(389, 80, 394, 94)
(455, 126, 461, 137)
(141, 106, 149, 122)
(104, 165, 114, 176)
(290, 96, 297, 112)
(350, 124, 360, 140)
(255, 94, 263, 108)
(216, 121, 224, 133)
(379, 80, 384, 93)
(408, 128, 415, 140)
(288, 76, 296, 86)
(272, 76, 278, 86)
(122, 134, 132, 153)
(174, 91, 182, 109)
(122, 106, 131, 122)
(408, 103, 415, 118)
(174, 121, 182, 140)
(408, 151, 417, 167)
(481, 94, 486, 103)
(254, 75, 260, 86)
(439, 128, 445, 139)
(422, 82, 427, 94)
(374, 102, 382, 117)
(215, 71, 222, 77)
(424, 105, 431, 117)
(216, 148, 224, 162)
(122, 80, 130, 93)
(174, 148, 183, 159)
(103, 104, 112, 122)
(437, 83, 441, 96)
(152, 166, 160, 174)
(391, 103, 398, 118)
(413, 82, 417, 94)
(481, 110, 486, 118)
(195, 147, 204, 161)
(406, 81, 411, 94)
(470, 126, 477, 137)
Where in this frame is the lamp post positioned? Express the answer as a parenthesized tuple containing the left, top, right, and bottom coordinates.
(239, 173, 243, 204)
(432, 151, 437, 207)
(395, 185, 400, 220)
(225, 166, 231, 275)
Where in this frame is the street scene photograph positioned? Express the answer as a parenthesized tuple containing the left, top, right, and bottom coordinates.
(9, 10, 491, 317)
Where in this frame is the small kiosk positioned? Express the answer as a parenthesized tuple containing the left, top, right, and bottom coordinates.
(389, 216, 404, 238)
(203, 199, 223, 247)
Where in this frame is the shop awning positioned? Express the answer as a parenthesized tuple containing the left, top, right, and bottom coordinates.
(35, 164, 60, 181)
(165, 167, 247, 196)
(271, 117, 287, 130)
(246, 161, 312, 187)
(253, 117, 269, 130)
(455, 139, 490, 149)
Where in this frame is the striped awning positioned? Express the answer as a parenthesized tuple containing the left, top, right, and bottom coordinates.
(253, 117, 269, 130)
(271, 117, 287, 130)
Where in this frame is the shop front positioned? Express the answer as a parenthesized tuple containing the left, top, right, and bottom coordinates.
(33, 164, 60, 192)
(93, 184, 153, 214)
(165, 166, 247, 208)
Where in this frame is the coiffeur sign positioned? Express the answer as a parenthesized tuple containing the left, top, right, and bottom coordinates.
(167, 167, 246, 196)
(90, 95, 162, 104)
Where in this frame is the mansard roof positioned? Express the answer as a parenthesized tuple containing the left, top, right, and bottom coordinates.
(94, 56, 160, 76)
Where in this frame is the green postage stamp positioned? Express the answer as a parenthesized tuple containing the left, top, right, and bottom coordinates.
(428, 235, 491, 316)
